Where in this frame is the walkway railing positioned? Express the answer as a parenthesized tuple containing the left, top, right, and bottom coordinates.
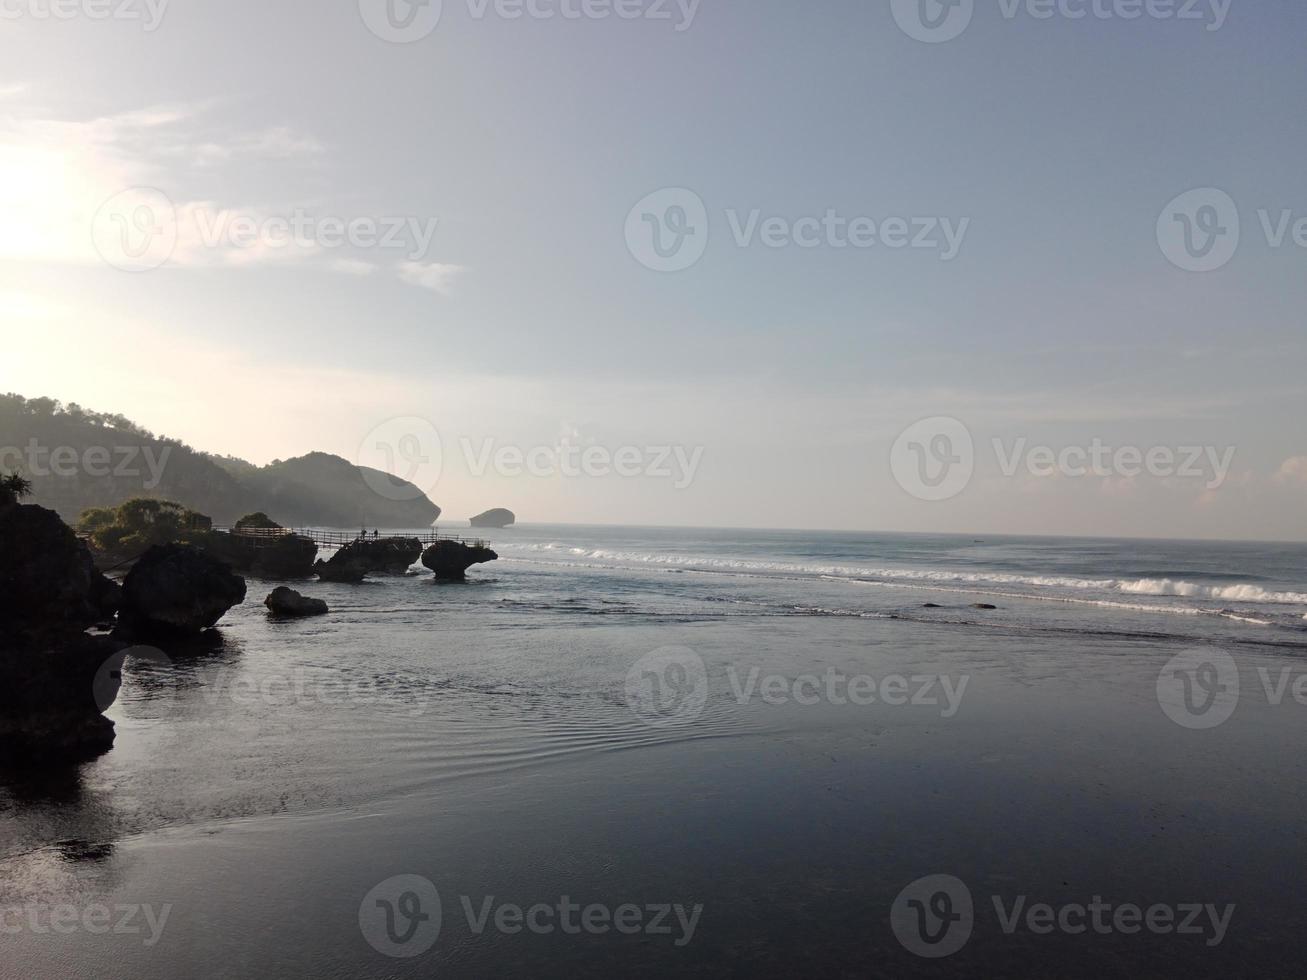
(210, 527, 484, 549)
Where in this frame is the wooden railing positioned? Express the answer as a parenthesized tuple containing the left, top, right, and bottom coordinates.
(210, 527, 484, 549)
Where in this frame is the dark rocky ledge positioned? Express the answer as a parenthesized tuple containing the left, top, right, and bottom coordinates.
(421, 540, 499, 581)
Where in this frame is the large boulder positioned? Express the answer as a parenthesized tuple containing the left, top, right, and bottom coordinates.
(194, 529, 318, 579)
(118, 544, 247, 637)
(470, 509, 515, 529)
(352, 537, 423, 573)
(1, 502, 119, 626)
(421, 540, 499, 581)
(264, 586, 328, 617)
(313, 537, 422, 582)
(314, 544, 371, 583)
(0, 502, 126, 759)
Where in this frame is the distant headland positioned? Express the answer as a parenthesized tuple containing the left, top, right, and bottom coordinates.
(0, 393, 441, 527)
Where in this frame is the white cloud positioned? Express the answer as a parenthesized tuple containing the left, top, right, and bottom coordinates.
(398, 261, 464, 295)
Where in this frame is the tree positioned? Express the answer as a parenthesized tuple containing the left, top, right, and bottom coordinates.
(1, 472, 33, 504)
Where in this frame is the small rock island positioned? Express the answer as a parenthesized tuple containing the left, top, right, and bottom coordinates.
(470, 508, 515, 529)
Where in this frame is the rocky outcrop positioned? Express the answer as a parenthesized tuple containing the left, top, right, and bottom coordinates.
(193, 528, 318, 579)
(470, 509, 515, 529)
(0, 501, 126, 759)
(117, 544, 247, 637)
(314, 542, 372, 583)
(354, 537, 423, 572)
(421, 540, 499, 581)
(265, 587, 328, 617)
(313, 537, 422, 582)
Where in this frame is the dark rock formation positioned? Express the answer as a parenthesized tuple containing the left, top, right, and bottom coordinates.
(421, 540, 499, 581)
(0, 501, 126, 759)
(265, 586, 329, 617)
(971, 603, 998, 610)
(313, 537, 422, 582)
(470, 508, 515, 529)
(354, 537, 423, 572)
(192, 528, 318, 579)
(314, 545, 370, 583)
(118, 544, 247, 637)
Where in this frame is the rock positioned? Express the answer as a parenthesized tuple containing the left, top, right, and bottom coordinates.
(118, 544, 247, 637)
(351, 537, 423, 573)
(313, 542, 372, 583)
(971, 603, 998, 610)
(314, 538, 422, 582)
(264, 586, 328, 617)
(923, 603, 942, 608)
(0, 502, 126, 760)
(194, 529, 318, 579)
(470, 509, 515, 529)
(421, 539, 499, 581)
(1, 502, 119, 626)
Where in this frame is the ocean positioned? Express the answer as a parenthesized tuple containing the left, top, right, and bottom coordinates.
(4, 525, 1307, 977)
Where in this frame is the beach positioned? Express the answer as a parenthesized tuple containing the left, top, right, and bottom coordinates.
(3, 525, 1307, 976)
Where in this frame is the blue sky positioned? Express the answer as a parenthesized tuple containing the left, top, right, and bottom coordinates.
(1, 0, 1304, 537)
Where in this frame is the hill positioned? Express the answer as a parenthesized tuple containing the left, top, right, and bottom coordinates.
(0, 394, 441, 527)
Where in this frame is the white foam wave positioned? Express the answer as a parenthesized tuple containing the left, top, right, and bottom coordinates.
(499, 545, 1307, 606)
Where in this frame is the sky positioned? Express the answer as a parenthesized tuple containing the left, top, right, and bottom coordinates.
(0, 0, 1304, 539)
